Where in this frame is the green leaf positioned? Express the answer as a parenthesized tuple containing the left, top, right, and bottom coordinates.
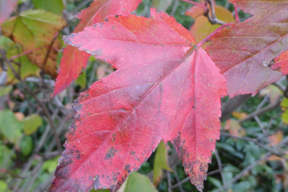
(232, 181, 251, 192)
(75, 71, 86, 89)
(7, 43, 40, 84)
(281, 98, 288, 108)
(119, 172, 158, 192)
(207, 177, 222, 188)
(89, 189, 110, 192)
(0, 180, 8, 192)
(153, 140, 172, 186)
(1, 10, 66, 77)
(282, 110, 288, 124)
(0, 141, 15, 167)
(23, 114, 42, 135)
(0, 86, 12, 97)
(222, 165, 240, 187)
(32, 0, 65, 15)
(152, 0, 173, 12)
(20, 135, 33, 156)
(42, 158, 59, 173)
(0, 36, 40, 84)
(0, 110, 23, 143)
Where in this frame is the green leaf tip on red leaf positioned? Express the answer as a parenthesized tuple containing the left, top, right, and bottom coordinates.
(48, 9, 226, 192)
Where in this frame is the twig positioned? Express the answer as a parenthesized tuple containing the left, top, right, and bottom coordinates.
(214, 148, 225, 184)
(221, 132, 288, 161)
(70, 0, 92, 15)
(0, 49, 62, 152)
(10, 47, 42, 60)
(214, 152, 272, 192)
(272, 81, 285, 92)
(171, 168, 227, 189)
(238, 100, 280, 123)
(221, 94, 251, 121)
(214, 135, 288, 192)
(204, 0, 226, 25)
(284, 75, 288, 98)
(172, 168, 185, 192)
(167, 171, 172, 192)
(40, 33, 59, 87)
(171, 0, 179, 17)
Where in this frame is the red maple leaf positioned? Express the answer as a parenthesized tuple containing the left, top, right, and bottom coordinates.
(48, 9, 226, 192)
(271, 50, 288, 75)
(205, 0, 288, 97)
(52, 0, 141, 97)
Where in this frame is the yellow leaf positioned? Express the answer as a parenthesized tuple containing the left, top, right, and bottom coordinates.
(225, 119, 246, 137)
(232, 111, 247, 120)
(189, 6, 235, 48)
(1, 10, 66, 77)
(268, 132, 283, 146)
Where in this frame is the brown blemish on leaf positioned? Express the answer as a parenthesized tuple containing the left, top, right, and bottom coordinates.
(105, 147, 117, 160)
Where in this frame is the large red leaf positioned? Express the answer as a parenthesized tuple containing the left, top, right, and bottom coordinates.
(205, 0, 288, 97)
(48, 9, 226, 192)
(52, 0, 141, 97)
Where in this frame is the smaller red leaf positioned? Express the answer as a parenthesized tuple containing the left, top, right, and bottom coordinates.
(206, 0, 288, 97)
(53, 0, 141, 97)
(271, 50, 288, 75)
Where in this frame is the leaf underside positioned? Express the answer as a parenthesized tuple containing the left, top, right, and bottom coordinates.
(48, 9, 226, 192)
(206, 0, 288, 97)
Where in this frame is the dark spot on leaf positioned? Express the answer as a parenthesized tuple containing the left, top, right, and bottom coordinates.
(105, 147, 117, 160)
(115, 15, 118, 18)
(105, 18, 109, 22)
(92, 175, 101, 188)
(69, 122, 77, 134)
(124, 164, 131, 172)
(112, 133, 116, 141)
(262, 58, 275, 68)
(92, 49, 103, 56)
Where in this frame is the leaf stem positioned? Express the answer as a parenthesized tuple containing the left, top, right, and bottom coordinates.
(197, 23, 232, 47)
(234, 4, 240, 23)
(181, 0, 207, 11)
(10, 47, 43, 60)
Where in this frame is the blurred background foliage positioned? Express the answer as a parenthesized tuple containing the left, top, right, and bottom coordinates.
(0, 0, 287, 192)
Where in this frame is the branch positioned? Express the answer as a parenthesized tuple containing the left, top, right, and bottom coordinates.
(0, 49, 62, 152)
(204, 0, 226, 25)
(214, 152, 272, 192)
(221, 132, 288, 161)
(238, 99, 280, 123)
(214, 135, 288, 192)
(220, 94, 251, 122)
